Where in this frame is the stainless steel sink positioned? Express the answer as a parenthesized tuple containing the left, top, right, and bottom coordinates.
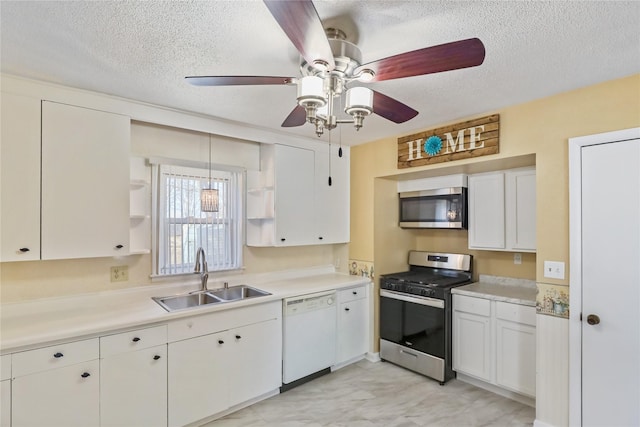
(152, 285, 271, 312)
(152, 290, 223, 312)
(208, 285, 271, 301)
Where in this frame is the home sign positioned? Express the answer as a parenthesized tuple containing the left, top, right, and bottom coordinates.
(397, 114, 499, 169)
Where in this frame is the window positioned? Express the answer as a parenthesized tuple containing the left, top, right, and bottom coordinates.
(152, 161, 243, 276)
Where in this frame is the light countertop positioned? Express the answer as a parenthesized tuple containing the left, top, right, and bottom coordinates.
(0, 265, 371, 354)
(452, 275, 536, 306)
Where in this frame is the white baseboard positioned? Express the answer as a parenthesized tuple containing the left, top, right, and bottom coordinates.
(365, 352, 381, 363)
(456, 372, 536, 408)
(533, 419, 555, 427)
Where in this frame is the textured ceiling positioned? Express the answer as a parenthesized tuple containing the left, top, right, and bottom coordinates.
(1, 1, 639, 145)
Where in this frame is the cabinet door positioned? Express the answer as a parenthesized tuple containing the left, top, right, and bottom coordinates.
(452, 311, 492, 381)
(12, 360, 99, 427)
(314, 143, 350, 244)
(337, 298, 368, 364)
(0, 380, 10, 427)
(100, 345, 167, 427)
(167, 332, 228, 427)
(228, 319, 282, 407)
(496, 319, 536, 397)
(0, 93, 41, 261)
(468, 172, 505, 249)
(505, 168, 536, 251)
(273, 144, 315, 246)
(41, 101, 130, 260)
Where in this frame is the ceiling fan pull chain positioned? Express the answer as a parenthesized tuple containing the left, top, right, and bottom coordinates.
(338, 104, 343, 158)
(328, 139, 332, 186)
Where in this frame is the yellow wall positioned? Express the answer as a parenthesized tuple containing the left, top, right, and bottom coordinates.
(351, 74, 640, 280)
(350, 74, 640, 426)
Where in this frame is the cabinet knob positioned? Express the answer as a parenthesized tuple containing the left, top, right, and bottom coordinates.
(19, 247, 30, 253)
(587, 314, 601, 325)
(132, 337, 141, 342)
(218, 340, 224, 345)
(53, 352, 64, 358)
(81, 372, 91, 378)
(280, 238, 286, 242)
(352, 291, 358, 295)
(345, 307, 350, 312)
(319, 237, 323, 240)
(235, 335, 242, 340)
(115, 244, 124, 249)
(153, 355, 161, 360)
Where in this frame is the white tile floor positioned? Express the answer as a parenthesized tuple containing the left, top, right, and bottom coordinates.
(206, 360, 535, 426)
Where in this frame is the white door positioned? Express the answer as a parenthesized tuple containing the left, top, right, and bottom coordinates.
(580, 137, 639, 426)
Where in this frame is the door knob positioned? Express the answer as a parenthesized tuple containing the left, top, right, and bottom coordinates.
(587, 314, 600, 325)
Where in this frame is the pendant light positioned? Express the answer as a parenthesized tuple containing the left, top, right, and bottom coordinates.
(201, 134, 219, 212)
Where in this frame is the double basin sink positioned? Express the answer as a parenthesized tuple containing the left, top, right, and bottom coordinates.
(153, 285, 271, 312)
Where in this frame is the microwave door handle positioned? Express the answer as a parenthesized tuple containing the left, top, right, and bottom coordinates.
(380, 290, 445, 309)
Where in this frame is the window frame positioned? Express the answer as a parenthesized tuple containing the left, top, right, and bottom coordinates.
(149, 157, 244, 278)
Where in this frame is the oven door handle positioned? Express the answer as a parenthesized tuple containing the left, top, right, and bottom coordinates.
(380, 290, 445, 309)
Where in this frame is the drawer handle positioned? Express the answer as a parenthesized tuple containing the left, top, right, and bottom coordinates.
(218, 340, 224, 345)
(115, 244, 124, 249)
(19, 247, 30, 252)
(345, 307, 350, 312)
(132, 337, 141, 342)
(53, 352, 64, 358)
(153, 355, 161, 360)
(81, 372, 91, 378)
(235, 335, 242, 340)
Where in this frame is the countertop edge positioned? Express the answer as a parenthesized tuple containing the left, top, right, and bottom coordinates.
(452, 281, 536, 307)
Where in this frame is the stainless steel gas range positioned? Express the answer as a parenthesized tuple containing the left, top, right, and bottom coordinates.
(379, 251, 473, 384)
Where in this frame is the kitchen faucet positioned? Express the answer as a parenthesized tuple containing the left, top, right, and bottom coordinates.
(194, 247, 208, 291)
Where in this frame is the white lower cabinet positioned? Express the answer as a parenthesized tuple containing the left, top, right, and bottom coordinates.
(1, 354, 11, 427)
(168, 332, 228, 427)
(453, 310, 492, 382)
(453, 294, 536, 398)
(12, 360, 99, 427)
(167, 301, 282, 427)
(11, 338, 100, 427)
(100, 325, 168, 427)
(336, 286, 368, 365)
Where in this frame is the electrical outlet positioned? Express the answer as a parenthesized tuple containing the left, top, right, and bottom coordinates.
(543, 261, 565, 280)
(110, 266, 129, 282)
(513, 253, 522, 265)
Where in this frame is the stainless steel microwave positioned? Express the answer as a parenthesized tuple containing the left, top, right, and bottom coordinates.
(399, 187, 467, 229)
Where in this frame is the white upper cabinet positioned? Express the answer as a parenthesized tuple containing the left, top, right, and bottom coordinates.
(505, 168, 536, 251)
(0, 93, 41, 262)
(468, 167, 536, 252)
(41, 101, 131, 259)
(314, 143, 350, 244)
(247, 142, 349, 247)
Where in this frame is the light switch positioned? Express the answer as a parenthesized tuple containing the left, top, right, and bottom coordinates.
(543, 261, 565, 280)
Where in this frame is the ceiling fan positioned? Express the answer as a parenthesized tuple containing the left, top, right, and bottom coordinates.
(186, 0, 486, 138)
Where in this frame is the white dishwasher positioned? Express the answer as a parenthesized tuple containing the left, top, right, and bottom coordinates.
(282, 290, 337, 386)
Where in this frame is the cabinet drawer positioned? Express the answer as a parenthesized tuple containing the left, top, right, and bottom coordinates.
(338, 285, 367, 303)
(0, 354, 10, 381)
(496, 301, 536, 326)
(100, 325, 167, 357)
(453, 294, 491, 316)
(168, 300, 281, 342)
(12, 338, 99, 377)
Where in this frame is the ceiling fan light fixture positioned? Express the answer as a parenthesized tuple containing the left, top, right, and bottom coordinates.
(356, 69, 375, 82)
(345, 86, 373, 115)
(297, 75, 326, 107)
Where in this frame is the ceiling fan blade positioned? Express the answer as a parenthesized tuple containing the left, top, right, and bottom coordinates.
(356, 38, 485, 82)
(263, 0, 335, 71)
(372, 90, 419, 123)
(185, 76, 295, 86)
(281, 105, 307, 127)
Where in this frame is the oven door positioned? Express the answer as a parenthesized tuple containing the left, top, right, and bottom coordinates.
(379, 290, 445, 358)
